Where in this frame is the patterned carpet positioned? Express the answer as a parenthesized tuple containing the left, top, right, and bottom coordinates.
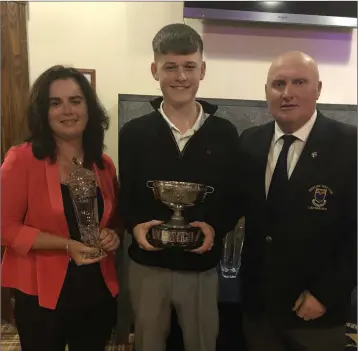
(0, 321, 134, 351)
(1, 323, 19, 351)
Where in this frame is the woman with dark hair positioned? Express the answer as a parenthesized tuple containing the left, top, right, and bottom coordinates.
(1, 65, 121, 351)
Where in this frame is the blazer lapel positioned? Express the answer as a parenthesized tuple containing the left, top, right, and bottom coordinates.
(45, 159, 68, 235)
(289, 113, 333, 193)
(94, 164, 112, 229)
(255, 122, 275, 203)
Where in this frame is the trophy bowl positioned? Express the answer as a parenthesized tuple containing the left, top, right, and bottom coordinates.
(146, 180, 214, 249)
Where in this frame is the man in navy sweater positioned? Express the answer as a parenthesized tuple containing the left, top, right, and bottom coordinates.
(118, 23, 242, 351)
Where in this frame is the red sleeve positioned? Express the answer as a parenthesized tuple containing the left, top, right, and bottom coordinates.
(1, 145, 40, 255)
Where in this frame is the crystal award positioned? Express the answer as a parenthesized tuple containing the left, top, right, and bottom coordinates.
(67, 157, 106, 259)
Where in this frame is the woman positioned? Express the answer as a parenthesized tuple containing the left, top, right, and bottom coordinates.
(1, 65, 120, 350)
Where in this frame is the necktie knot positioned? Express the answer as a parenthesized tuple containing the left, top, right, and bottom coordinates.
(267, 134, 297, 202)
(281, 134, 297, 149)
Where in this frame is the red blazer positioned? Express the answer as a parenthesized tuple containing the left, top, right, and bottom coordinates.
(1, 143, 119, 309)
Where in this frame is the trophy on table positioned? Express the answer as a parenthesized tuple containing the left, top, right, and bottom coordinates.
(67, 157, 106, 259)
(146, 180, 214, 250)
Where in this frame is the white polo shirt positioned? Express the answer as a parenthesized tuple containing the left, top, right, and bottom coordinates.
(159, 101, 208, 152)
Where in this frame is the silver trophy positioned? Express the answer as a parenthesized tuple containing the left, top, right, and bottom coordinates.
(146, 180, 214, 249)
(67, 157, 106, 259)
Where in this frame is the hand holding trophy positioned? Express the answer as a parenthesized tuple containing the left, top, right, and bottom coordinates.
(133, 220, 164, 251)
(67, 239, 104, 265)
(67, 157, 107, 259)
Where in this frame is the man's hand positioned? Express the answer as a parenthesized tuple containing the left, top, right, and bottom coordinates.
(189, 221, 215, 254)
(100, 228, 120, 252)
(293, 290, 326, 321)
(133, 220, 163, 251)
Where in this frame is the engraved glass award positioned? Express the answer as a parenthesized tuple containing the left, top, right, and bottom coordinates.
(67, 157, 106, 259)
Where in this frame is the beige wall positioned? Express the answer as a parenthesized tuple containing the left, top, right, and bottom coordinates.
(27, 2, 357, 169)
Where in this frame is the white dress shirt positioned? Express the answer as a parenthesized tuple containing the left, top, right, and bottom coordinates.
(265, 111, 317, 197)
(160, 101, 207, 152)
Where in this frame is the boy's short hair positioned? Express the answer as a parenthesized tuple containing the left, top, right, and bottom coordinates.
(152, 23, 203, 57)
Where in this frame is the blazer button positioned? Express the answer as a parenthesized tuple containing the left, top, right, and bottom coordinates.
(265, 236, 273, 243)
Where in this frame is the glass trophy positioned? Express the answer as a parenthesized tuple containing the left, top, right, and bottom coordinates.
(220, 217, 245, 279)
(67, 157, 106, 259)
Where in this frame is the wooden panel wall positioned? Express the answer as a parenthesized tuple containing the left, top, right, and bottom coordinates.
(1, 1, 29, 163)
(1, 1, 29, 324)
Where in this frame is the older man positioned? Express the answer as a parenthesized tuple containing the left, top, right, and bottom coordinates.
(239, 51, 357, 351)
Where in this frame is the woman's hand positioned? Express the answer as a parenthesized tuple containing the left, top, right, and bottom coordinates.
(67, 240, 104, 265)
(99, 228, 120, 252)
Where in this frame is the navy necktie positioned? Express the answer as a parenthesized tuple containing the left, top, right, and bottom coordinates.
(267, 134, 297, 202)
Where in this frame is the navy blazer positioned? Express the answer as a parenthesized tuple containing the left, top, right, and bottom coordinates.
(239, 112, 357, 329)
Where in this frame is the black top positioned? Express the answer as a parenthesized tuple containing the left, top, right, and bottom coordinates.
(56, 184, 111, 311)
(239, 113, 357, 328)
(118, 97, 243, 272)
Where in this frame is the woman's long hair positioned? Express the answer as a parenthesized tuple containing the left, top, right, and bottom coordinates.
(26, 65, 109, 169)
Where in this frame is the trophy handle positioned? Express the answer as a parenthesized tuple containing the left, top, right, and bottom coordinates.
(202, 186, 214, 201)
(205, 186, 214, 195)
(146, 180, 155, 189)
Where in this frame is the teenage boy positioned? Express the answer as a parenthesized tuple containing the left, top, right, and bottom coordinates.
(118, 23, 242, 351)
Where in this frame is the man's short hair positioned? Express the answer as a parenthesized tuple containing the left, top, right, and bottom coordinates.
(152, 23, 203, 57)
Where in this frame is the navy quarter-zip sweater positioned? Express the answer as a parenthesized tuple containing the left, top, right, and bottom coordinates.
(118, 97, 242, 271)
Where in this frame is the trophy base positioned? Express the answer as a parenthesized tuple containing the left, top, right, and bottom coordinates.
(82, 248, 107, 260)
(82, 237, 107, 259)
(148, 223, 204, 250)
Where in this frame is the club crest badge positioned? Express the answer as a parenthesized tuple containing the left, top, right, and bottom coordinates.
(308, 185, 333, 211)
